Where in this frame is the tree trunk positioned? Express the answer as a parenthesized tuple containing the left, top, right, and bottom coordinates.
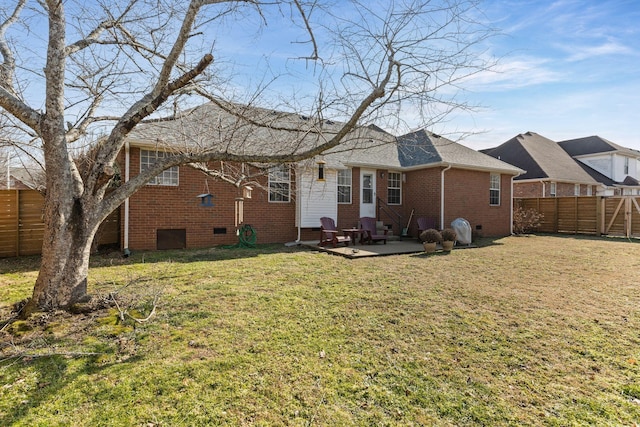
(23, 194, 99, 314)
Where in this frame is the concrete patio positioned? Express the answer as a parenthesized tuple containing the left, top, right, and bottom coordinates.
(301, 238, 446, 258)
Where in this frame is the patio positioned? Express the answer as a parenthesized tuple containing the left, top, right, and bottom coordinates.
(302, 238, 432, 258)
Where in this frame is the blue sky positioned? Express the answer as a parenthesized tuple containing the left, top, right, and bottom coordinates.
(212, 0, 640, 151)
(7, 0, 640, 153)
(450, 0, 640, 150)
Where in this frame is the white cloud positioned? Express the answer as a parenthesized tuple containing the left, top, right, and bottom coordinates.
(459, 56, 564, 91)
(564, 41, 634, 62)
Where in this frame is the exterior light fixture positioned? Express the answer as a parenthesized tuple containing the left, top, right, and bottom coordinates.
(317, 159, 326, 181)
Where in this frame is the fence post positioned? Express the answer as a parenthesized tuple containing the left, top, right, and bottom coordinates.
(597, 197, 603, 235)
(574, 196, 578, 234)
(554, 197, 559, 233)
(14, 190, 19, 257)
(626, 197, 631, 238)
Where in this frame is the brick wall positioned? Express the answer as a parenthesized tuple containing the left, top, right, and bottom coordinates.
(514, 181, 544, 198)
(119, 148, 515, 249)
(403, 168, 442, 237)
(443, 169, 513, 237)
(387, 167, 513, 238)
(121, 148, 298, 250)
(514, 181, 596, 198)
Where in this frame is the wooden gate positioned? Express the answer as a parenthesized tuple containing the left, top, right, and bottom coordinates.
(602, 196, 640, 238)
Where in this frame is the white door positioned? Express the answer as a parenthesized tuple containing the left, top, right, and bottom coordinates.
(360, 169, 376, 218)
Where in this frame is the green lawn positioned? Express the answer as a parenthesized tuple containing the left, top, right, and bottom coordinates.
(1, 235, 640, 426)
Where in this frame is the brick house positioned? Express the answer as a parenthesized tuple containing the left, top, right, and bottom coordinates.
(481, 132, 602, 198)
(558, 136, 640, 196)
(117, 103, 522, 251)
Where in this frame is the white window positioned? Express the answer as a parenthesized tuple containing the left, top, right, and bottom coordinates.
(337, 169, 352, 204)
(489, 173, 500, 206)
(269, 165, 290, 202)
(587, 186, 593, 196)
(550, 182, 557, 197)
(140, 149, 179, 186)
(574, 184, 580, 196)
(387, 172, 402, 205)
(624, 157, 629, 175)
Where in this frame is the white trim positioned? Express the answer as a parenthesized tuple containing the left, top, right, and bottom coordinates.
(489, 173, 501, 206)
(268, 165, 291, 203)
(343, 161, 523, 176)
(140, 149, 179, 186)
(387, 171, 402, 205)
(337, 169, 353, 204)
(515, 177, 598, 186)
(360, 169, 376, 218)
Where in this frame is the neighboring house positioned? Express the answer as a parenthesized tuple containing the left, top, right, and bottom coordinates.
(0, 167, 45, 191)
(558, 136, 640, 196)
(481, 132, 602, 198)
(118, 102, 523, 251)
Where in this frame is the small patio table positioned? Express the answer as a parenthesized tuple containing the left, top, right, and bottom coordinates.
(342, 228, 364, 245)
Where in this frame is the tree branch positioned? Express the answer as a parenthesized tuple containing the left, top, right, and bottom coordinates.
(0, 0, 26, 94)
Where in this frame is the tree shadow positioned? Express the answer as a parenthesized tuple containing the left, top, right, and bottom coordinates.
(1, 352, 142, 425)
(0, 310, 143, 425)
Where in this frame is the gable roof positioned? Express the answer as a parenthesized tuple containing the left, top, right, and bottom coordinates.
(558, 136, 640, 158)
(482, 132, 597, 184)
(127, 101, 396, 162)
(575, 161, 618, 187)
(126, 101, 521, 174)
(396, 129, 523, 175)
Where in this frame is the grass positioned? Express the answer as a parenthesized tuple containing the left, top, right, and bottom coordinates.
(1, 235, 640, 426)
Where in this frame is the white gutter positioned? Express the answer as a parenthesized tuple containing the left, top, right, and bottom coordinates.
(440, 164, 452, 230)
(124, 141, 130, 253)
(295, 171, 301, 243)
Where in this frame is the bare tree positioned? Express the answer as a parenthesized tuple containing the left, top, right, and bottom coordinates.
(0, 0, 494, 314)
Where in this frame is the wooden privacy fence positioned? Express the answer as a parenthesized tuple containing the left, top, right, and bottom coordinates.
(515, 196, 640, 238)
(0, 189, 119, 258)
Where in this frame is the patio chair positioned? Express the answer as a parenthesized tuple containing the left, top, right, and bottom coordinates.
(319, 217, 351, 247)
(359, 216, 388, 245)
(417, 216, 438, 234)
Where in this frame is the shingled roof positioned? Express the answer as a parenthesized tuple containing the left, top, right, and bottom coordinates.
(396, 129, 523, 174)
(558, 136, 640, 158)
(481, 132, 598, 183)
(126, 101, 394, 160)
(126, 101, 522, 174)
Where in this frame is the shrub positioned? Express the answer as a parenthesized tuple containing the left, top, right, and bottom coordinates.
(419, 228, 442, 243)
(441, 228, 457, 242)
(513, 207, 544, 234)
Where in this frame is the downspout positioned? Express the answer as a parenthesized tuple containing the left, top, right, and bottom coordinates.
(295, 168, 301, 243)
(123, 141, 130, 255)
(440, 164, 452, 230)
(539, 180, 546, 197)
